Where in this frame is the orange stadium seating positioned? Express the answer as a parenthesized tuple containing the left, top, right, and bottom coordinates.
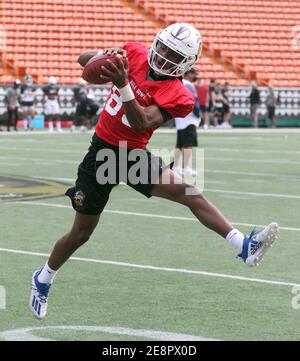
(0, 0, 300, 86)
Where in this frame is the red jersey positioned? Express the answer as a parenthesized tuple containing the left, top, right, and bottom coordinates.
(95, 42, 194, 149)
(195, 83, 208, 106)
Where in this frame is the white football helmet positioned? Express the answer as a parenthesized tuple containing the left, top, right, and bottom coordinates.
(148, 23, 202, 77)
(24, 74, 33, 85)
(48, 76, 57, 85)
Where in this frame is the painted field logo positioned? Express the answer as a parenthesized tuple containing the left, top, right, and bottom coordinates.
(291, 285, 300, 310)
(0, 175, 68, 202)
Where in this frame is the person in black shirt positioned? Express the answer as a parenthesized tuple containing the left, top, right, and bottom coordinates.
(208, 78, 216, 127)
(73, 80, 99, 131)
(220, 82, 232, 128)
(249, 81, 261, 128)
(213, 83, 224, 127)
(4, 79, 21, 131)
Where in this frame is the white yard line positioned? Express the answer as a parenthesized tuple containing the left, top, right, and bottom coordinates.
(0, 163, 21, 166)
(236, 179, 266, 183)
(206, 156, 300, 166)
(33, 170, 300, 183)
(0, 146, 85, 154)
(7, 200, 300, 233)
(2, 153, 300, 167)
(205, 168, 300, 180)
(32, 176, 75, 183)
(205, 147, 300, 155)
(206, 188, 300, 200)
(2, 151, 300, 168)
(2, 144, 300, 155)
(0, 247, 298, 288)
(1, 146, 300, 162)
(0, 156, 78, 164)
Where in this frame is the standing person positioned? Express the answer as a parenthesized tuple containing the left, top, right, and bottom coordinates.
(214, 83, 224, 127)
(249, 81, 261, 128)
(20, 74, 36, 131)
(73, 80, 99, 132)
(43, 77, 62, 132)
(265, 84, 277, 128)
(174, 67, 200, 176)
(207, 78, 216, 128)
(72, 79, 87, 131)
(4, 79, 21, 131)
(29, 23, 278, 320)
(195, 77, 209, 129)
(220, 82, 232, 128)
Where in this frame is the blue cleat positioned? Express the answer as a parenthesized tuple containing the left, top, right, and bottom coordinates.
(238, 222, 278, 267)
(30, 269, 51, 319)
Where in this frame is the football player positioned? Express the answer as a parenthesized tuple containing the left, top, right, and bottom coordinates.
(43, 77, 61, 132)
(73, 79, 99, 132)
(20, 75, 36, 130)
(30, 23, 278, 319)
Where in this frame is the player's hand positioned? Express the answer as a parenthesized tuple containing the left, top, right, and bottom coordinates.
(99, 55, 129, 89)
(102, 47, 127, 58)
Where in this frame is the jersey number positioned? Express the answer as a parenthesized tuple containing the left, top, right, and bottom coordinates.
(105, 86, 131, 127)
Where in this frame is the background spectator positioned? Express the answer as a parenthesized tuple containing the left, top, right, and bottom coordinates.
(213, 83, 224, 127)
(4, 79, 20, 131)
(220, 81, 232, 128)
(249, 80, 261, 128)
(20, 74, 36, 130)
(207, 78, 216, 127)
(73, 79, 99, 132)
(173, 68, 200, 176)
(195, 77, 209, 129)
(265, 84, 277, 128)
(43, 76, 61, 132)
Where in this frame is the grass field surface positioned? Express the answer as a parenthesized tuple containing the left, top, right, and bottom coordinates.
(0, 129, 299, 341)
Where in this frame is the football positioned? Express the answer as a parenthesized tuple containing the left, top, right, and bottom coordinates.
(82, 53, 121, 84)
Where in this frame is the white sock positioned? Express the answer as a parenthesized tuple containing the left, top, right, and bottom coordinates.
(226, 229, 245, 253)
(38, 262, 57, 284)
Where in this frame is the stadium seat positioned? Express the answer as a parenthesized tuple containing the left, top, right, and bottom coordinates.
(1, 0, 300, 86)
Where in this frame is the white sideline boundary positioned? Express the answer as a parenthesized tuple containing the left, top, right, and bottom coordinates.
(2, 152, 300, 167)
(32, 170, 300, 183)
(9, 201, 300, 232)
(0, 325, 219, 341)
(0, 246, 298, 288)
(1, 128, 300, 136)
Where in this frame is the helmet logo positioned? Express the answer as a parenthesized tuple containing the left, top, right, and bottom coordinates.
(172, 25, 191, 40)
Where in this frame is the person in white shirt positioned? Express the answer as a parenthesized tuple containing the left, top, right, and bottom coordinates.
(173, 68, 200, 176)
(43, 77, 62, 132)
(20, 75, 36, 130)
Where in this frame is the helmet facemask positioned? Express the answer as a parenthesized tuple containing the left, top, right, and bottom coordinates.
(148, 39, 196, 77)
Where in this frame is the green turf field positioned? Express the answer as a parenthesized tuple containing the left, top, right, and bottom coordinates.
(0, 129, 299, 341)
